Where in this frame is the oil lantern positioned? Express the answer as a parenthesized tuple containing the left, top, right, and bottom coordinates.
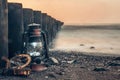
(22, 23, 49, 64)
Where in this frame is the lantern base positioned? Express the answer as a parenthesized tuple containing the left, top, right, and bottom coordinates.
(30, 64, 47, 72)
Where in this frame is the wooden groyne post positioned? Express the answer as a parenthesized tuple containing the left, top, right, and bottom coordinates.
(8, 3, 23, 58)
(0, 0, 8, 60)
(33, 10, 42, 25)
(23, 8, 34, 31)
(47, 15, 52, 44)
(41, 13, 49, 44)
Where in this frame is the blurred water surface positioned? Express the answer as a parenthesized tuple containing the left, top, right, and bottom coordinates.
(54, 26, 120, 55)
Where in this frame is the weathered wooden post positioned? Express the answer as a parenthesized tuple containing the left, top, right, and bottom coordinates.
(46, 15, 51, 45)
(23, 8, 34, 31)
(33, 10, 42, 25)
(8, 3, 23, 58)
(41, 13, 50, 45)
(50, 17, 54, 42)
(0, 0, 8, 60)
(56, 20, 63, 31)
(55, 19, 58, 38)
(61, 21, 64, 29)
(48, 16, 56, 48)
(54, 20, 58, 33)
(41, 13, 47, 31)
(53, 18, 56, 39)
(56, 20, 60, 32)
(50, 16, 53, 43)
(47, 15, 52, 44)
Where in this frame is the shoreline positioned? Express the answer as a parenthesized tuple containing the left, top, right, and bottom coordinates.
(50, 49, 120, 57)
(63, 25, 120, 30)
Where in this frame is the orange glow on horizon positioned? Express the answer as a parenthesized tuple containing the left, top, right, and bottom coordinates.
(8, 0, 120, 25)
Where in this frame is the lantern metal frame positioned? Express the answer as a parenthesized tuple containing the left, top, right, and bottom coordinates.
(21, 23, 49, 64)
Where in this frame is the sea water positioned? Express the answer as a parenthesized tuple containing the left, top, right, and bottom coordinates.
(54, 26, 120, 55)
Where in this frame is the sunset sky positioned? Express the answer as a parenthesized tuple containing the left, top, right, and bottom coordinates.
(8, 0, 120, 25)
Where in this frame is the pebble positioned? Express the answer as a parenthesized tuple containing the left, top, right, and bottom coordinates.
(80, 44, 84, 46)
(118, 69, 120, 72)
(67, 60, 76, 64)
(108, 62, 120, 66)
(45, 76, 48, 79)
(56, 71, 65, 75)
(50, 57, 59, 64)
(114, 57, 120, 60)
(93, 67, 108, 71)
(90, 46, 95, 49)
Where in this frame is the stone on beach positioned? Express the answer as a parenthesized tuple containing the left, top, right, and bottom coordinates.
(93, 67, 108, 72)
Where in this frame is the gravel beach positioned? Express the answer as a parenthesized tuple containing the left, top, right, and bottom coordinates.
(0, 50, 120, 80)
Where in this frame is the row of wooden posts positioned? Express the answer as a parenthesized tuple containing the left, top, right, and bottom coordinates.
(0, 0, 64, 60)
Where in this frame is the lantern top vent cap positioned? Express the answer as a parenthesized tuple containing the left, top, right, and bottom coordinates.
(28, 23, 41, 27)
